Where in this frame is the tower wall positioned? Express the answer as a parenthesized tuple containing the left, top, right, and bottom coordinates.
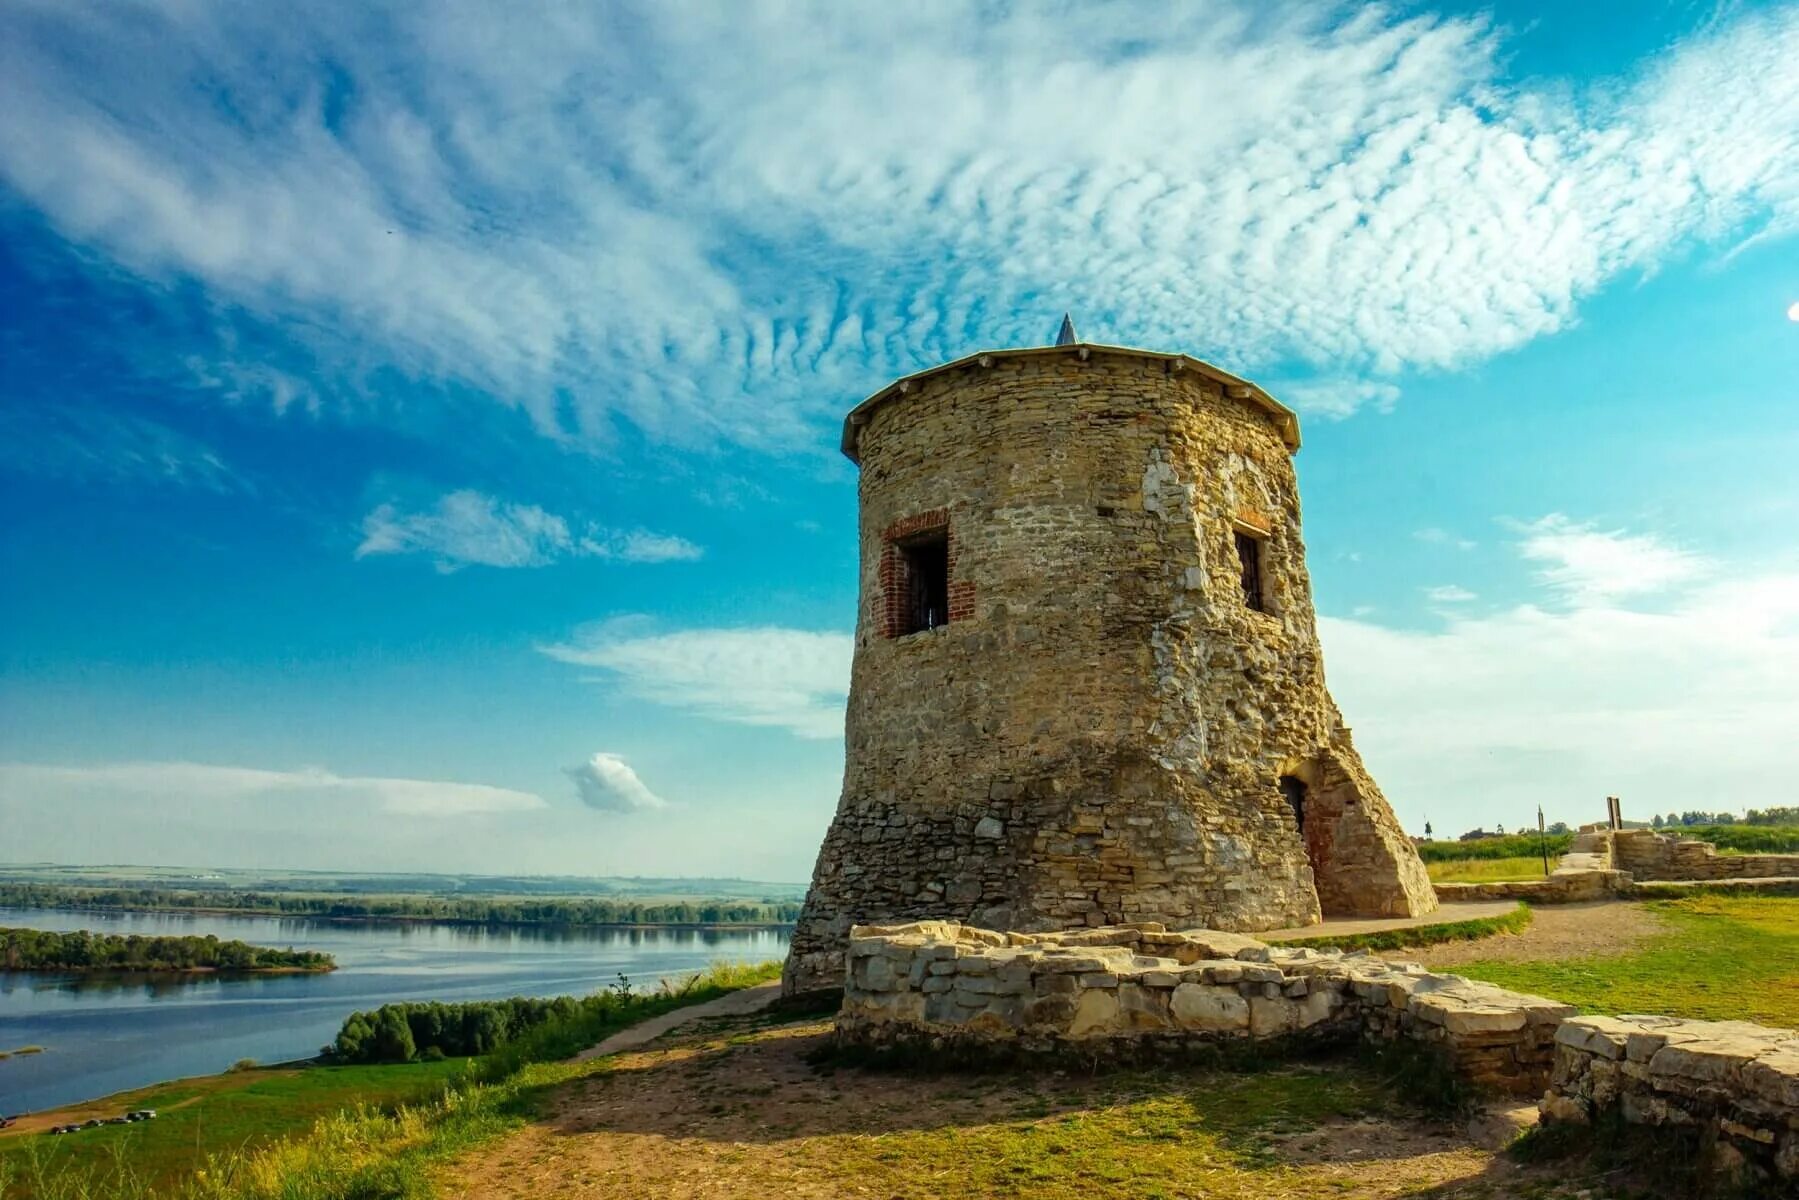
(784, 350, 1434, 994)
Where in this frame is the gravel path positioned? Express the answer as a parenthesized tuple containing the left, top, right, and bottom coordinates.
(1404, 899, 1668, 968)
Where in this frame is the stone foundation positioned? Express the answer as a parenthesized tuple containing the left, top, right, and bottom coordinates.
(1544, 1015, 1799, 1186)
(839, 920, 1572, 1097)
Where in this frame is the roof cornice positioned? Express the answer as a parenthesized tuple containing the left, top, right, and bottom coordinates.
(840, 343, 1301, 462)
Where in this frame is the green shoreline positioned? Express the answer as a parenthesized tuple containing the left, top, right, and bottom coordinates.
(7, 900, 795, 931)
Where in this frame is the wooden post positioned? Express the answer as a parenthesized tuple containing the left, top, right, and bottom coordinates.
(1538, 805, 1550, 877)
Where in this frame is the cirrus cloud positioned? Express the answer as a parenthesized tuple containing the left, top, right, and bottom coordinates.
(356, 489, 701, 571)
(0, 2, 1793, 447)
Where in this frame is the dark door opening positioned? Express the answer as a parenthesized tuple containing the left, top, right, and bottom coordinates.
(900, 533, 950, 634)
(1279, 775, 1307, 832)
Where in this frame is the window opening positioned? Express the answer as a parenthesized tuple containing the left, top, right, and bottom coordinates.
(1234, 530, 1266, 612)
(900, 533, 950, 635)
(1279, 775, 1307, 832)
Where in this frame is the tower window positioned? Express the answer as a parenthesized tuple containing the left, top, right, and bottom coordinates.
(899, 532, 950, 635)
(1234, 530, 1266, 612)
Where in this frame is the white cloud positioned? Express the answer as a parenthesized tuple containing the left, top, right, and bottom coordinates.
(1424, 584, 1477, 603)
(0, 761, 547, 816)
(1276, 381, 1401, 420)
(565, 752, 667, 813)
(1414, 528, 1476, 550)
(356, 490, 700, 571)
(0, 3, 1794, 447)
(1514, 513, 1708, 605)
(540, 619, 852, 739)
(1323, 518, 1799, 832)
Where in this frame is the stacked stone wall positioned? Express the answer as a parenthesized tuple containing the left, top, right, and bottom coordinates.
(1612, 830, 1799, 882)
(839, 920, 1570, 1097)
(1544, 1015, 1799, 1186)
(785, 350, 1435, 994)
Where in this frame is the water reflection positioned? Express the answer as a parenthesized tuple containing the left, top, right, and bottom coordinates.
(0, 907, 790, 1113)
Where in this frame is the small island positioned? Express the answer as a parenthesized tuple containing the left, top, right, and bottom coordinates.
(0, 927, 334, 974)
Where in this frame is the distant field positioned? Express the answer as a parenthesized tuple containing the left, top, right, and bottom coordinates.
(1424, 856, 1550, 883)
(0, 1059, 466, 1197)
(1414, 834, 1572, 862)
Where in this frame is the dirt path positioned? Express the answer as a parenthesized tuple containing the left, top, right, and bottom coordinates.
(575, 980, 783, 1061)
(1403, 899, 1668, 968)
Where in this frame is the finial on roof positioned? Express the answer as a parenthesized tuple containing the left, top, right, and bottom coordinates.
(1054, 313, 1078, 346)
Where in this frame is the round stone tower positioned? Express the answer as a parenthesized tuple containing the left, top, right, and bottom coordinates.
(782, 336, 1436, 995)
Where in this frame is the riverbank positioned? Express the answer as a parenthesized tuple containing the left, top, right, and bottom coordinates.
(0, 962, 782, 1199)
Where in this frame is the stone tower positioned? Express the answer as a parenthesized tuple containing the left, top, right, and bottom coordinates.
(783, 337, 1436, 995)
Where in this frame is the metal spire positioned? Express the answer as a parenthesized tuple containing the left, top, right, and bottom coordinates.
(1054, 313, 1078, 346)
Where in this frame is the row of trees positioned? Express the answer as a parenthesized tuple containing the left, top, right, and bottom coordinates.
(1652, 809, 1799, 828)
(330, 994, 603, 1063)
(0, 927, 333, 973)
(0, 884, 802, 928)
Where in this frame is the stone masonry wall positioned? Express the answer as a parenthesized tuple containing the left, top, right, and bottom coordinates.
(1544, 1015, 1799, 1186)
(784, 350, 1435, 994)
(1612, 829, 1799, 882)
(839, 920, 1572, 1097)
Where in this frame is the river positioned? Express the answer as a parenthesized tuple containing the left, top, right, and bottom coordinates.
(0, 906, 790, 1114)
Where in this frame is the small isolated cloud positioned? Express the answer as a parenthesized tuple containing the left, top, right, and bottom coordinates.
(541, 619, 853, 739)
(1272, 381, 1400, 420)
(0, 761, 546, 816)
(356, 490, 700, 572)
(565, 752, 667, 813)
(1415, 528, 1477, 550)
(1514, 514, 1709, 605)
(1424, 584, 1477, 603)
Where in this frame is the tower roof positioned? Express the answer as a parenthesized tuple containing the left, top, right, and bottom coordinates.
(840, 343, 1301, 462)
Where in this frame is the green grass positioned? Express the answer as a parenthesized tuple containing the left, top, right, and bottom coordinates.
(1426, 855, 1553, 883)
(1278, 902, 1532, 953)
(1452, 895, 1799, 1027)
(0, 960, 781, 1200)
(0, 1060, 467, 1197)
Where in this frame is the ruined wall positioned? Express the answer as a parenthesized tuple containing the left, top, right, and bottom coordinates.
(1612, 829, 1799, 881)
(839, 921, 1572, 1098)
(784, 350, 1435, 995)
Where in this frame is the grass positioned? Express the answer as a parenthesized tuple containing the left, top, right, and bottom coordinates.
(1426, 855, 1553, 883)
(1453, 895, 1799, 1027)
(1279, 902, 1532, 953)
(0, 1060, 468, 1197)
(0, 960, 781, 1200)
(1669, 823, 1799, 855)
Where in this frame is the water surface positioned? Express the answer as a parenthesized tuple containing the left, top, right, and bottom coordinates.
(0, 906, 788, 1113)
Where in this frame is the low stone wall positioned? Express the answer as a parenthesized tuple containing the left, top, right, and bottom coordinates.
(1612, 829, 1799, 882)
(1434, 871, 1627, 904)
(840, 921, 1573, 1096)
(1544, 1015, 1799, 1185)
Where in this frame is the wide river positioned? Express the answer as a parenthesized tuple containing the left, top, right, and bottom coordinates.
(0, 906, 790, 1114)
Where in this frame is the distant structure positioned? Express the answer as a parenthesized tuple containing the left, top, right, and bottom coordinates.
(782, 330, 1436, 994)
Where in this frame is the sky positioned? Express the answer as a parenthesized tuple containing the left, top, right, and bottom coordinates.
(1, 0, 1796, 882)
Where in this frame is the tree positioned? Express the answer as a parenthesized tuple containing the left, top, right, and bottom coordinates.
(1423, 821, 1433, 839)
(1652, 814, 1664, 829)
(370, 1007, 417, 1063)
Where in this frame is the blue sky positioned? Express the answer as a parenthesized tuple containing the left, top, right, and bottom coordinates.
(1, 0, 1796, 880)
